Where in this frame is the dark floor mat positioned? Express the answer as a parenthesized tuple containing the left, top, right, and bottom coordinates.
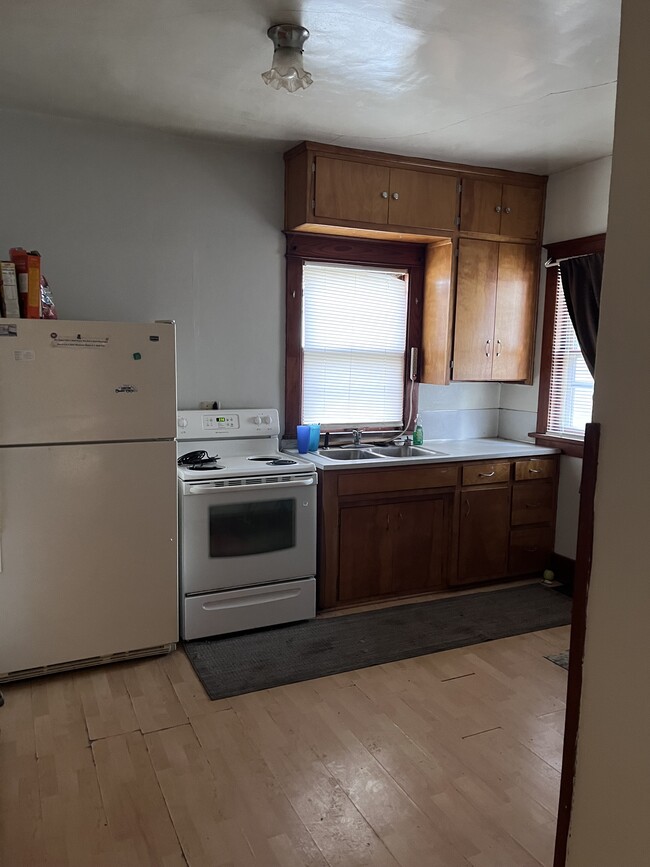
(184, 583, 572, 700)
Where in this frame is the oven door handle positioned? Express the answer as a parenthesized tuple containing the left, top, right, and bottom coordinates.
(187, 476, 316, 494)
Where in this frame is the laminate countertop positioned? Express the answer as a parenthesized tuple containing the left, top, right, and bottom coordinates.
(286, 437, 560, 471)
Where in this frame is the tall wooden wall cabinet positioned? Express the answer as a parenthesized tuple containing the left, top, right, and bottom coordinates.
(284, 140, 547, 385)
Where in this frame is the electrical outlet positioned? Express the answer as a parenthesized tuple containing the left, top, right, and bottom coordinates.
(199, 401, 220, 410)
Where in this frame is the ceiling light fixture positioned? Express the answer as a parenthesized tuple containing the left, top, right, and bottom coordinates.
(262, 24, 313, 92)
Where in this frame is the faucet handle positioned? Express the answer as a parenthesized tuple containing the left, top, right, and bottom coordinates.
(351, 428, 362, 445)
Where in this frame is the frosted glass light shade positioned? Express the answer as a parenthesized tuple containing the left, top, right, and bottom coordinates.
(262, 25, 313, 93)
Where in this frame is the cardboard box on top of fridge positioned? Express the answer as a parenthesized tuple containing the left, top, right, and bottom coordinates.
(0, 261, 20, 318)
(9, 248, 41, 318)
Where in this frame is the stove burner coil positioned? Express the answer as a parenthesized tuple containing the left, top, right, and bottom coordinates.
(178, 449, 220, 467)
(266, 458, 297, 466)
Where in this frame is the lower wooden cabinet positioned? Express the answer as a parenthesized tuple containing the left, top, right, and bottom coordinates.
(317, 455, 559, 609)
(338, 495, 449, 603)
(457, 487, 510, 584)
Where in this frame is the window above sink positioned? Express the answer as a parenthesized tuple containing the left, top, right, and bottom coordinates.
(284, 234, 425, 438)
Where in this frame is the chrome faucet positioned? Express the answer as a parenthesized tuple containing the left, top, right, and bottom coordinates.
(352, 428, 362, 446)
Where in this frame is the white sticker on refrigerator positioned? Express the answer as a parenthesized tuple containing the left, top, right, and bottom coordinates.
(51, 333, 109, 348)
(14, 349, 35, 362)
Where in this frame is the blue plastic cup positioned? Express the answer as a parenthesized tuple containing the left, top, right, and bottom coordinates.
(308, 423, 321, 451)
(296, 425, 310, 454)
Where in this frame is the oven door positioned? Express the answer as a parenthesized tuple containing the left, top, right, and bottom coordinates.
(179, 473, 317, 594)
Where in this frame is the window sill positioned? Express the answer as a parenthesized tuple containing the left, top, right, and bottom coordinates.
(530, 433, 585, 458)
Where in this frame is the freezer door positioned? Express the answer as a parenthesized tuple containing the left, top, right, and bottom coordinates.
(0, 440, 178, 677)
(0, 319, 176, 445)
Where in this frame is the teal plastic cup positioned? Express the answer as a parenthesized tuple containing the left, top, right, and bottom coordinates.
(308, 423, 321, 451)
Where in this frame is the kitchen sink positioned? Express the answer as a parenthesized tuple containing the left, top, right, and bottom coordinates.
(370, 445, 447, 458)
(317, 448, 384, 461)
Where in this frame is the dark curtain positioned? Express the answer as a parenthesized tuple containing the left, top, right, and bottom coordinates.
(559, 252, 604, 376)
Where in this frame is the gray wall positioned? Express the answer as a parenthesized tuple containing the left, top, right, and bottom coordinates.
(0, 109, 285, 414)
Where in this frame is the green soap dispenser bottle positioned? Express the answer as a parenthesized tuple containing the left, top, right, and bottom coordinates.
(413, 414, 424, 446)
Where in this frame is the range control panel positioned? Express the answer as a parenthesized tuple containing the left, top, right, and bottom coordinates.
(177, 408, 280, 438)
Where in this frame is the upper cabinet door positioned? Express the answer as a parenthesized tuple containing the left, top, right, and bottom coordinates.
(500, 184, 544, 241)
(314, 157, 390, 224)
(491, 243, 538, 381)
(452, 239, 498, 380)
(459, 179, 503, 235)
(460, 178, 544, 240)
(387, 168, 459, 231)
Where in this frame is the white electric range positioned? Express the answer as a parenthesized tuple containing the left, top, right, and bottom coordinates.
(177, 409, 317, 640)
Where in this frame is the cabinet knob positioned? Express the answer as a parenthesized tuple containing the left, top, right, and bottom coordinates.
(504, 207, 511, 214)
(391, 192, 399, 200)
(381, 191, 388, 199)
(495, 205, 502, 213)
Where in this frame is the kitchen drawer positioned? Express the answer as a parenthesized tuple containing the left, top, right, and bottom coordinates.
(462, 461, 511, 486)
(514, 458, 556, 481)
(338, 464, 458, 496)
(511, 480, 554, 526)
(509, 527, 554, 574)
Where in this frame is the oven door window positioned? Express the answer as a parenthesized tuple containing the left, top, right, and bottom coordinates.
(209, 498, 296, 557)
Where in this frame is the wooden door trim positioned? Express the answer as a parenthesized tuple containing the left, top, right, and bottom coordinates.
(553, 422, 600, 867)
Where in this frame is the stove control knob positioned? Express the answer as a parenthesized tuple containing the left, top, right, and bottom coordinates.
(253, 415, 262, 426)
(177, 416, 188, 429)
(262, 415, 272, 425)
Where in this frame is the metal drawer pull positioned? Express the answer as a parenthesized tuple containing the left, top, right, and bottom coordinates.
(525, 502, 542, 509)
(478, 471, 495, 478)
(529, 468, 542, 473)
(464, 499, 470, 517)
(524, 546, 539, 553)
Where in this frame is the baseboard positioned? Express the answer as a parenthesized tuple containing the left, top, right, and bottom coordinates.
(551, 553, 576, 593)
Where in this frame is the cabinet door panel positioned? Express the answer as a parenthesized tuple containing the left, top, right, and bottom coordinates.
(500, 185, 543, 240)
(460, 178, 502, 234)
(314, 157, 390, 224)
(491, 243, 538, 381)
(386, 497, 447, 594)
(452, 239, 498, 380)
(456, 487, 510, 584)
(338, 497, 448, 602)
(388, 168, 458, 231)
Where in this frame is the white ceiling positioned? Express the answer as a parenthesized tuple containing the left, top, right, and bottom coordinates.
(0, 0, 621, 175)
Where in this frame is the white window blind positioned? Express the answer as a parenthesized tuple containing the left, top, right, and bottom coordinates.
(302, 261, 408, 426)
(547, 269, 594, 438)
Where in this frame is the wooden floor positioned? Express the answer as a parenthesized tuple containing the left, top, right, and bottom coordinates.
(0, 625, 569, 867)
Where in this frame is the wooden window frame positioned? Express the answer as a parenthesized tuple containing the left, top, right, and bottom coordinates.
(534, 233, 605, 458)
(284, 232, 424, 437)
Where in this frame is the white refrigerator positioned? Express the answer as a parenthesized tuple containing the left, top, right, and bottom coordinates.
(0, 319, 178, 681)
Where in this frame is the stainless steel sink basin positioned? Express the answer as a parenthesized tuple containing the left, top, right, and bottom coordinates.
(317, 448, 384, 461)
(370, 445, 447, 458)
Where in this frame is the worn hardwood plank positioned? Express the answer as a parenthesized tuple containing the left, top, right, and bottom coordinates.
(77, 664, 139, 741)
(123, 658, 188, 733)
(92, 731, 185, 866)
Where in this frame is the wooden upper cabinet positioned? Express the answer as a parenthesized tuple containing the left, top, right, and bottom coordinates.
(452, 239, 538, 383)
(460, 178, 544, 240)
(313, 156, 458, 232)
(452, 239, 498, 380)
(491, 243, 538, 381)
(314, 157, 390, 224)
(386, 168, 458, 231)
